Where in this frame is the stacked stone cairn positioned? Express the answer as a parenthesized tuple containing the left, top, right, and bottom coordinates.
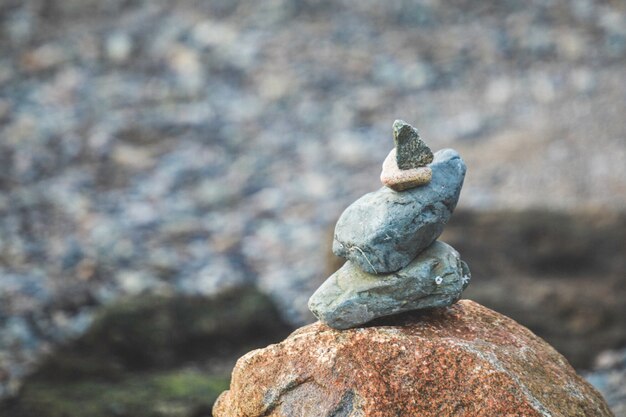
(309, 120, 470, 329)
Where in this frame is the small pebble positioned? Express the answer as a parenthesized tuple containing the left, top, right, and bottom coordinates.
(380, 148, 432, 191)
(393, 120, 433, 170)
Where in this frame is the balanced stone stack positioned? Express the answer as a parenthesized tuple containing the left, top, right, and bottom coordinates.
(309, 120, 470, 329)
(215, 121, 614, 417)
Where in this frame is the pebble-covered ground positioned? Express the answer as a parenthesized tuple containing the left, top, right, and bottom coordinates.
(1, 0, 625, 406)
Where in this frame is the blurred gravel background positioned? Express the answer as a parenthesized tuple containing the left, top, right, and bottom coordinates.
(1, 0, 625, 411)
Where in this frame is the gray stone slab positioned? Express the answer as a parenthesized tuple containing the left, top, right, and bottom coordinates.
(309, 241, 471, 330)
(333, 148, 466, 274)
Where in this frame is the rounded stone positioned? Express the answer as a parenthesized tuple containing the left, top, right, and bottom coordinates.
(213, 301, 613, 417)
(380, 148, 432, 191)
(334, 148, 466, 274)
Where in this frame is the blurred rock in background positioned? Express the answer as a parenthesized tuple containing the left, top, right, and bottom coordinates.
(0, 287, 292, 416)
(0, 0, 625, 415)
(587, 348, 626, 417)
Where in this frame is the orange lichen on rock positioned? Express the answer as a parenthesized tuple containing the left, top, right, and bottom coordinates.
(213, 300, 613, 417)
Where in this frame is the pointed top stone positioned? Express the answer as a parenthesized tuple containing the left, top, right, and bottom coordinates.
(392, 120, 433, 170)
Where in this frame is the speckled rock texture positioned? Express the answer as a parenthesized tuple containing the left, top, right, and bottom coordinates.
(213, 300, 613, 417)
(392, 120, 433, 169)
(309, 241, 470, 329)
(333, 149, 466, 274)
(380, 148, 432, 191)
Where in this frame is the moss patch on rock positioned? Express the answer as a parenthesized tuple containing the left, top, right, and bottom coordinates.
(8, 370, 229, 417)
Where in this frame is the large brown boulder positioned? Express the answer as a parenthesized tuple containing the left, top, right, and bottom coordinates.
(214, 300, 612, 417)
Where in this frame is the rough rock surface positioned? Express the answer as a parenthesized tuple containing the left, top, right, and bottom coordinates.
(309, 241, 470, 329)
(333, 149, 466, 274)
(380, 148, 432, 191)
(214, 300, 613, 417)
(392, 120, 433, 169)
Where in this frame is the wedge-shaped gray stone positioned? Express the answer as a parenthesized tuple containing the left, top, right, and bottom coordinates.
(333, 149, 466, 274)
(309, 241, 471, 330)
(393, 120, 433, 169)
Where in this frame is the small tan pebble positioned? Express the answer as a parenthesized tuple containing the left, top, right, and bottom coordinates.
(380, 148, 432, 191)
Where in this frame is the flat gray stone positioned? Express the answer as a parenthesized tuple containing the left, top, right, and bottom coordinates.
(309, 241, 471, 330)
(333, 148, 466, 274)
(393, 120, 433, 169)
